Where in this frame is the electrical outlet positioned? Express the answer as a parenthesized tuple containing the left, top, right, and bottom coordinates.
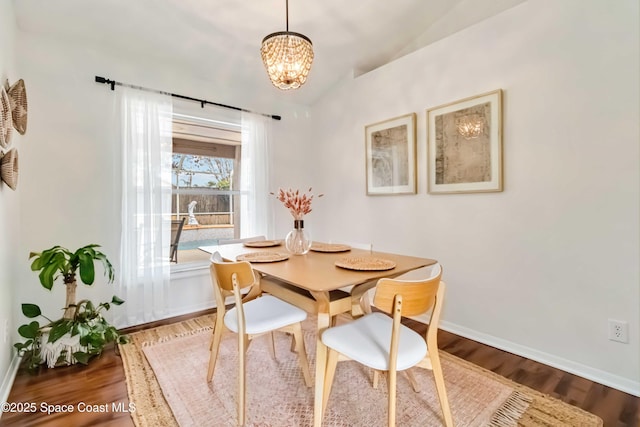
(608, 319, 629, 343)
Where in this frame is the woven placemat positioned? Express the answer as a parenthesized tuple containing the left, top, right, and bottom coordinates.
(236, 251, 290, 263)
(335, 256, 396, 271)
(243, 240, 282, 248)
(310, 242, 352, 253)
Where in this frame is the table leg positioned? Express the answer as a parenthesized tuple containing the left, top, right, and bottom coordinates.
(310, 292, 331, 427)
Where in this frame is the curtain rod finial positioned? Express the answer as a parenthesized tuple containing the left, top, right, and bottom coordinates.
(95, 75, 115, 90)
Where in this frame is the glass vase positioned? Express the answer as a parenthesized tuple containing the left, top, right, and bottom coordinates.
(285, 220, 311, 255)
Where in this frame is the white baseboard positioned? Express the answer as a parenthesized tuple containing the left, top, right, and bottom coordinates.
(166, 301, 216, 319)
(0, 353, 22, 416)
(438, 320, 640, 397)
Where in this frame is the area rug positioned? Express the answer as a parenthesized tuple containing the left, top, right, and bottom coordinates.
(119, 315, 603, 427)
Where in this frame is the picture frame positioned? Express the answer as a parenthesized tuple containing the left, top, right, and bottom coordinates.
(365, 113, 417, 195)
(427, 89, 503, 194)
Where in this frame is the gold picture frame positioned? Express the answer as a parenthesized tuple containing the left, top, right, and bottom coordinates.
(365, 113, 417, 195)
(427, 89, 503, 194)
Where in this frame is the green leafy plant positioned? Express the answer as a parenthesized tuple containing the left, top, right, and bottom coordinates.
(28, 244, 115, 319)
(15, 297, 128, 371)
(15, 244, 127, 371)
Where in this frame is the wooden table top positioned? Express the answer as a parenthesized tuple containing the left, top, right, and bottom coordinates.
(201, 242, 436, 293)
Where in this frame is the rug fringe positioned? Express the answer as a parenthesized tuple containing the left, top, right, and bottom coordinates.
(488, 390, 533, 427)
(140, 326, 212, 347)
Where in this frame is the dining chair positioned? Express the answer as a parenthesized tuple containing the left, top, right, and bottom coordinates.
(208, 256, 313, 426)
(320, 264, 453, 427)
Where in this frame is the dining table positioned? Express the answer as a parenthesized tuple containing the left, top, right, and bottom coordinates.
(200, 241, 437, 427)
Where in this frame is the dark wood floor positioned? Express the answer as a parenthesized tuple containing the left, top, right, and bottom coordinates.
(1, 310, 638, 427)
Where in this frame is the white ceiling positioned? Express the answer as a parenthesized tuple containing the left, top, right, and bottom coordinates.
(12, 0, 525, 106)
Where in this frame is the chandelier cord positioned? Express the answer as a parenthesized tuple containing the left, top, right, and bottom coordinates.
(286, 0, 289, 32)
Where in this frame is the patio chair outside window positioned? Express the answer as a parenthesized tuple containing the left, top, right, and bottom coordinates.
(170, 217, 186, 263)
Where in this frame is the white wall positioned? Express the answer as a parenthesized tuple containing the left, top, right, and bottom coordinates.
(304, 0, 639, 394)
(0, 0, 21, 403)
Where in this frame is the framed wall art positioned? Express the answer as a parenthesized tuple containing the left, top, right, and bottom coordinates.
(365, 113, 416, 195)
(427, 89, 503, 194)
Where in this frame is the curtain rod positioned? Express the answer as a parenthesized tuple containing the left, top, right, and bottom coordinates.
(94, 76, 281, 121)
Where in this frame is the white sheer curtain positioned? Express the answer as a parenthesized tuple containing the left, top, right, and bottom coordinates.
(117, 87, 173, 327)
(240, 112, 273, 238)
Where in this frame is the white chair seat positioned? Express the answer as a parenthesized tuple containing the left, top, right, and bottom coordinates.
(322, 312, 428, 371)
(224, 294, 308, 335)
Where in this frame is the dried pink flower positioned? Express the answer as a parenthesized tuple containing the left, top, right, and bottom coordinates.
(272, 187, 323, 220)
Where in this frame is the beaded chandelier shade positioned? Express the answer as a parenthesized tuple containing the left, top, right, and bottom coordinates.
(260, 0, 314, 90)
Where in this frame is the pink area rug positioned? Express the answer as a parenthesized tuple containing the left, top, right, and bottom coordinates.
(119, 314, 602, 427)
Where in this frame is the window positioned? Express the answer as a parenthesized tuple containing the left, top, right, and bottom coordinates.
(171, 114, 242, 264)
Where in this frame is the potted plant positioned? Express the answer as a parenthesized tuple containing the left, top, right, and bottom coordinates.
(14, 244, 127, 371)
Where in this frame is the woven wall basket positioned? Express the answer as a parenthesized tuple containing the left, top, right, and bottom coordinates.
(0, 86, 12, 148)
(7, 79, 27, 135)
(1, 148, 18, 190)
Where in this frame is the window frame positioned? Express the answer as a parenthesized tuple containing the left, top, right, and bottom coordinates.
(170, 115, 242, 270)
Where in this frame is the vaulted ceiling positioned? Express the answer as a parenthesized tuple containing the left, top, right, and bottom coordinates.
(12, 0, 526, 106)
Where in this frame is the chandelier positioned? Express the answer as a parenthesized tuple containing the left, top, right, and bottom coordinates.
(456, 114, 484, 139)
(260, 0, 314, 90)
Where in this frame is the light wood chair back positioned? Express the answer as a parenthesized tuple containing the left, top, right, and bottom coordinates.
(373, 263, 442, 317)
(211, 260, 257, 293)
